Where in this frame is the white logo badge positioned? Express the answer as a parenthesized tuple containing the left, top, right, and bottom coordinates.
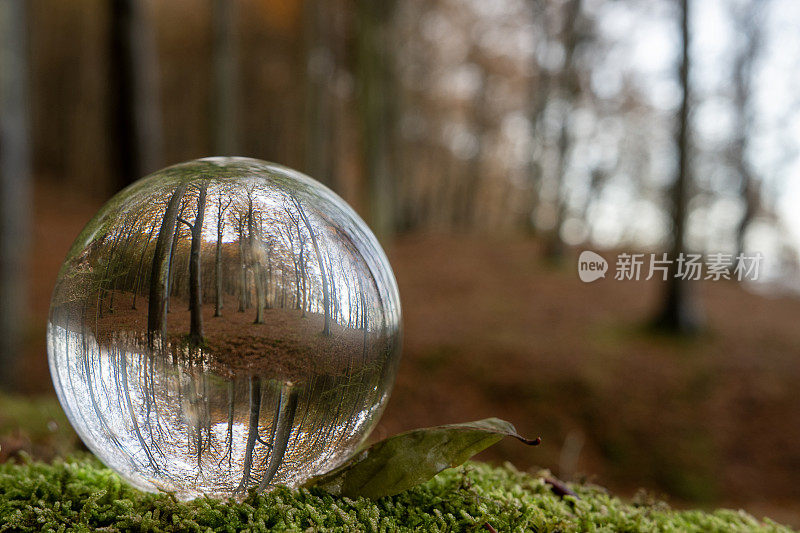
(578, 250, 608, 283)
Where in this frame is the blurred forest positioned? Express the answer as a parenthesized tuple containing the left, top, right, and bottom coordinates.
(2, 0, 800, 525)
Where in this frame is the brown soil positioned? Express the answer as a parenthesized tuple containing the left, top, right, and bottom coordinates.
(18, 181, 800, 524)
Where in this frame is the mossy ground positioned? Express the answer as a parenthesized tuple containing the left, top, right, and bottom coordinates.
(1, 457, 794, 532)
(1, 395, 795, 532)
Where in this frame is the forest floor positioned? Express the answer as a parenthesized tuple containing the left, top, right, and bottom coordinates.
(93, 292, 363, 381)
(17, 181, 800, 526)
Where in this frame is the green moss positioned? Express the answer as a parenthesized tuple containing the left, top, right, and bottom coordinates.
(0, 457, 792, 532)
(0, 395, 793, 531)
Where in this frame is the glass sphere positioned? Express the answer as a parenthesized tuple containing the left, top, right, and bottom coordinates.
(47, 157, 402, 499)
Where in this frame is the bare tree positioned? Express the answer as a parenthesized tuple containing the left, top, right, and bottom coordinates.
(545, 0, 584, 259)
(730, 0, 765, 260)
(525, 0, 549, 234)
(0, 0, 30, 391)
(259, 383, 299, 489)
(179, 186, 208, 346)
(107, 215, 144, 313)
(236, 376, 262, 492)
(325, 248, 339, 322)
(212, 0, 239, 155)
(118, 344, 160, 473)
(165, 201, 188, 313)
(281, 205, 308, 315)
(356, 0, 397, 241)
(147, 184, 187, 344)
(214, 193, 233, 317)
(131, 219, 159, 309)
(108, 0, 163, 189)
(281, 220, 301, 310)
(455, 52, 488, 230)
(654, 0, 702, 334)
(292, 197, 331, 335)
(219, 380, 235, 468)
(232, 210, 248, 312)
(304, 0, 335, 187)
(297, 229, 308, 316)
(97, 221, 134, 316)
(245, 188, 266, 324)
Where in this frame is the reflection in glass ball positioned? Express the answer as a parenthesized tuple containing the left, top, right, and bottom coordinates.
(47, 157, 402, 499)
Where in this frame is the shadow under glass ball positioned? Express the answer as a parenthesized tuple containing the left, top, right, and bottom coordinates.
(47, 157, 402, 499)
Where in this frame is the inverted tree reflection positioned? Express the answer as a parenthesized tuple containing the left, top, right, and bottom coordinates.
(48, 158, 401, 497)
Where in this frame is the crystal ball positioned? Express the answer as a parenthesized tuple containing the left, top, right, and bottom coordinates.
(47, 157, 402, 499)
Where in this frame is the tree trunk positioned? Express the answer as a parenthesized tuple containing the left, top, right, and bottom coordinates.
(221, 380, 235, 467)
(248, 199, 265, 324)
(0, 0, 31, 391)
(458, 66, 487, 230)
(525, 0, 549, 234)
(358, 275, 368, 360)
(356, 0, 397, 242)
(325, 249, 339, 322)
(214, 197, 228, 317)
(289, 233, 301, 311)
(259, 383, 299, 489)
(212, 0, 238, 155)
(132, 219, 158, 309)
(304, 0, 334, 187)
(280, 266, 286, 308)
(653, 0, 702, 334)
(108, 222, 140, 313)
(237, 219, 246, 312)
(299, 244, 307, 316)
(237, 376, 261, 492)
(293, 198, 330, 335)
(265, 245, 273, 309)
(188, 186, 207, 345)
(98, 229, 125, 317)
(731, 0, 762, 261)
(147, 184, 187, 344)
(119, 345, 160, 472)
(214, 235, 223, 317)
(545, 115, 571, 259)
(165, 213, 182, 313)
(109, 0, 163, 190)
(545, 0, 582, 260)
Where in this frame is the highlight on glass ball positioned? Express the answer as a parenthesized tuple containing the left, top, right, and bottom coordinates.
(46, 157, 402, 499)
